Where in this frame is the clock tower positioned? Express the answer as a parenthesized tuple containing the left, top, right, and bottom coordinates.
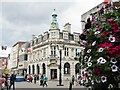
(50, 9, 59, 30)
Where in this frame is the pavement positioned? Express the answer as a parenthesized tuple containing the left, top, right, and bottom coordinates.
(16, 80, 86, 88)
(2, 80, 87, 90)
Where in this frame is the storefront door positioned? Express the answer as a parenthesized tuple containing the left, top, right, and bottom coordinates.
(51, 69, 57, 80)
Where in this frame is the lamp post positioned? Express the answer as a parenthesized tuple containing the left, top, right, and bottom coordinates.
(80, 48, 85, 77)
(57, 44, 64, 86)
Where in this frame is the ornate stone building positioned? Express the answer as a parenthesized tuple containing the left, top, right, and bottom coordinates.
(28, 10, 83, 81)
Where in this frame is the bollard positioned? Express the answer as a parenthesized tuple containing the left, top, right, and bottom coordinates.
(69, 82, 72, 90)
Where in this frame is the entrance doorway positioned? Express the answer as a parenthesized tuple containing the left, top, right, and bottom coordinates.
(50, 69, 57, 80)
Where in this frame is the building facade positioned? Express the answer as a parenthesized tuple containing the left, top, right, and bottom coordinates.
(81, 3, 103, 30)
(28, 10, 83, 81)
(17, 42, 30, 77)
(11, 42, 26, 72)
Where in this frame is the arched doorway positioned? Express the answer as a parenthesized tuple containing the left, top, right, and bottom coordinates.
(29, 65, 31, 74)
(75, 63, 80, 74)
(32, 65, 35, 74)
(42, 63, 46, 74)
(37, 64, 40, 75)
(64, 62, 70, 74)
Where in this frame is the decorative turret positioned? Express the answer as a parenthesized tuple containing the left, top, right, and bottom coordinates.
(50, 9, 59, 30)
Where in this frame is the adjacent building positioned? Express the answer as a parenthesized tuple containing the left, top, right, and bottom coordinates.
(11, 42, 26, 72)
(81, 3, 103, 29)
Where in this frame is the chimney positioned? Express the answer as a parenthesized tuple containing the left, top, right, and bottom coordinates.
(63, 23, 71, 33)
(32, 35, 36, 40)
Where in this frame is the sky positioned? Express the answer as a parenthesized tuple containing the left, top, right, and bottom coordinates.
(0, 0, 103, 57)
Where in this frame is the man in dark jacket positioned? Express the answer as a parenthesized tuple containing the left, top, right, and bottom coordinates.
(9, 74, 16, 90)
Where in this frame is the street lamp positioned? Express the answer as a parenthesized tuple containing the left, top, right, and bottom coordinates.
(57, 44, 64, 86)
(80, 47, 85, 76)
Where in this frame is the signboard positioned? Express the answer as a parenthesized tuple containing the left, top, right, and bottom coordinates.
(4, 69, 10, 74)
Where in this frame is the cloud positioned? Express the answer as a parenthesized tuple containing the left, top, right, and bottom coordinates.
(0, 0, 103, 56)
(1, 2, 74, 47)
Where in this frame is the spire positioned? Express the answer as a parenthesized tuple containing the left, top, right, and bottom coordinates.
(50, 9, 59, 30)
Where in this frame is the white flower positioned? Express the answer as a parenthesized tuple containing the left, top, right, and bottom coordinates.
(98, 48, 104, 52)
(111, 65, 118, 72)
(87, 49, 91, 53)
(108, 84, 113, 89)
(97, 57, 104, 63)
(88, 62, 92, 67)
(109, 36, 115, 42)
(110, 58, 117, 64)
(92, 41, 96, 46)
(101, 76, 107, 83)
(91, 80, 94, 85)
(94, 31, 100, 34)
(100, 59, 106, 64)
(96, 79, 100, 83)
(88, 56, 92, 62)
(84, 56, 88, 60)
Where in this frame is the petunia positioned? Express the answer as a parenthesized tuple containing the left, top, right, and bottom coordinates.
(97, 57, 105, 63)
(102, 32, 109, 37)
(92, 41, 96, 46)
(108, 84, 113, 89)
(100, 58, 106, 64)
(110, 58, 117, 64)
(101, 76, 107, 83)
(111, 65, 118, 72)
(87, 49, 91, 53)
(88, 62, 92, 67)
(113, 29, 119, 33)
(98, 48, 104, 52)
(84, 56, 88, 60)
(94, 31, 100, 34)
(109, 36, 115, 42)
(88, 56, 92, 62)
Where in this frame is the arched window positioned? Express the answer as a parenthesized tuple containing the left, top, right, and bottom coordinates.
(37, 64, 40, 75)
(75, 63, 80, 74)
(32, 65, 35, 74)
(29, 65, 31, 74)
(64, 62, 70, 74)
(42, 63, 46, 74)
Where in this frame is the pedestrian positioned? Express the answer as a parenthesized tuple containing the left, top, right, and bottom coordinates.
(34, 74, 37, 84)
(29, 74, 33, 83)
(4, 74, 9, 90)
(25, 74, 28, 81)
(39, 74, 43, 86)
(9, 73, 16, 90)
(72, 75, 75, 85)
(1, 75, 6, 90)
(43, 75, 48, 87)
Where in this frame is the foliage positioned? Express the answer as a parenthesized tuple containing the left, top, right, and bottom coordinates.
(80, 1, 120, 90)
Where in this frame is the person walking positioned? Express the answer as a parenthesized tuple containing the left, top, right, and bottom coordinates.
(4, 74, 9, 90)
(34, 74, 37, 84)
(72, 75, 75, 85)
(39, 74, 43, 86)
(9, 73, 16, 90)
(43, 75, 48, 87)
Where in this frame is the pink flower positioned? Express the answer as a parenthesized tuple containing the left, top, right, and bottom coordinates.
(99, 42, 114, 48)
(113, 29, 119, 33)
(102, 32, 109, 37)
(100, 19, 106, 22)
(108, 18, 114, 22)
